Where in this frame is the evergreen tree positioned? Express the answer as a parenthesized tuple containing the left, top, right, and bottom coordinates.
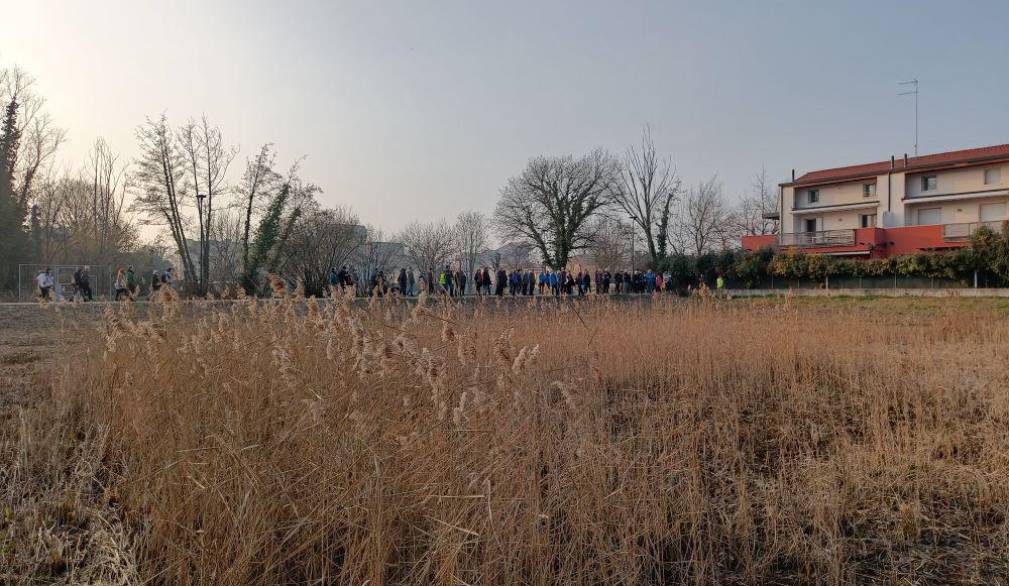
(0, 98, 30, 291)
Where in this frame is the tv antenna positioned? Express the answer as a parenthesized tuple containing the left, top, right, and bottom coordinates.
(899, 79, 919, 156)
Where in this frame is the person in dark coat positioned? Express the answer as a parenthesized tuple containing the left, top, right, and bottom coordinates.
(398, 268, 408, 295)
(495, 268, 507, 296)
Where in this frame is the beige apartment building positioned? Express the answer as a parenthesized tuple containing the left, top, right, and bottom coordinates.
(744, 144, 1009, 257)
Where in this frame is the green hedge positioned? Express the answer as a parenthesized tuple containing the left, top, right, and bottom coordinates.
(639, 227, 1009, 289)
(726, 226, 1009, 288)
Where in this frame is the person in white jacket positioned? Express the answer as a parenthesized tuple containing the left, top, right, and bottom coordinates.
(36, 268, 54, 300)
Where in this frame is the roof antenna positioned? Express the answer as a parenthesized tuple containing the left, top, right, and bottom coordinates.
(791, 168, 795, 182)
(899, 79, 919, 156)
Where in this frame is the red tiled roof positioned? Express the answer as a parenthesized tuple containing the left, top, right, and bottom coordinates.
(789, 144, 1009, 186)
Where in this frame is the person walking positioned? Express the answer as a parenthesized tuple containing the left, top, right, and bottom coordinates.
(398, 268, 408, 296)
(162, 267, 174, 288)
(36, 268, 54, 300)
(646, 269, 656, 293)
(114, 268, 129, 301)
(438, 266, 450, 296)
(407, 268, 416, 296)
(716, 274, 726, 297)
(126, 266, 138, 298)
(328, 267, 340, 292)
(481, 267, 491, 295)
(151, 270, 162, 297)
(582, 271, 591, 295)
(495, 267, 507, 297)
(78, 266, 93, 301)
(71, 267, 82, 300)
(473, 268, 483, 296)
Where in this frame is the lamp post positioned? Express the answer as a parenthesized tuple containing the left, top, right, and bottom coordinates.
(196, 192, 208, 294)
(628, 214, 638, 274)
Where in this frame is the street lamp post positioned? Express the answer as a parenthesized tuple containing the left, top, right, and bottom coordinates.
(196, 192, 208, 294)
(628, 214, 638, 275)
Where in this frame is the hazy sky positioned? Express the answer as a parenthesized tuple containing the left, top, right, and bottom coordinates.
(4, 0, 1009, 236)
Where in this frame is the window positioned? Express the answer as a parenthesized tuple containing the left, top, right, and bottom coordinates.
(980, 203, 1007, 222)
(917, 207, 941, 225)
(808, 189, 819, 204)
(921, 175, 937, 192)
(860, 214, 876, 228)
(863, 183, 876, 198)
(984, 168, 1001, 185)
(804, 218, 818, 233)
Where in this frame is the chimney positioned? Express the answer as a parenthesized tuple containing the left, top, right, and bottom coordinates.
(791, 169, 795, 182)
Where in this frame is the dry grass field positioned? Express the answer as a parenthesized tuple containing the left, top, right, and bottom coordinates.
(5, 293, 1009, 584)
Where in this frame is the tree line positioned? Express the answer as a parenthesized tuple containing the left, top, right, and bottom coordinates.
(0, 61, 779, 299)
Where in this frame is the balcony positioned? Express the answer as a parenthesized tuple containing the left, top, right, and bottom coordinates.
(778, 229, 856, 248)
(942, 221, 1006, 241)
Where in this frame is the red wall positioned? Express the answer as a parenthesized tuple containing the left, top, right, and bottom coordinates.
(741, 234, 776, 251)
(742, 226, 966, 257)
(881, 225, 966, 256)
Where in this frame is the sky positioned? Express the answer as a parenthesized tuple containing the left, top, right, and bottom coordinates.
(3, 0, 1009, 238)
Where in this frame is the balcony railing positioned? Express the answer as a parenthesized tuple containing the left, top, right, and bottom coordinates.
(942, 221, 1005, 241)
(778, 229, 856, 248)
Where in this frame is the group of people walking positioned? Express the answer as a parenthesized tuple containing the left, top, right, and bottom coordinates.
(35, 266, 95, 301)
(327, 265, 725, 298)
(35, 265, 176, 301)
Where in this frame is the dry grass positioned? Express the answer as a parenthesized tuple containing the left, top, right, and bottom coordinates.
(6, 294, 1009, 584)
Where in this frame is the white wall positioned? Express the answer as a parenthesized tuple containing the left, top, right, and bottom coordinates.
(905, 196, 1009, 225)
(905, 163, 1008, 198)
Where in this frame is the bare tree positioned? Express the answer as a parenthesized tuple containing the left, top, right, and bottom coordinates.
(735, 166, 780, 236)
(177, 116, 237, 294)
(132, 114, 197, 289)
(586, 216, 630, 271)
(207, 209, 245, 291)
(399, 220, 456, 273)
(87, 138, 129, 258)
(1, 65, 59, 208)
(674, 176, 738, 256)
(494, 149, 619, 269)
(276, 204, 364, 296)
(615, 126, 680, 267)
(34, 171, 137, 265)
(17, 112, 65, 209)
(31, 174, 71, 263)
(453, 210, 489, 291)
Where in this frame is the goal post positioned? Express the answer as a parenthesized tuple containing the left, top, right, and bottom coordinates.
(18, 264, 114, 302)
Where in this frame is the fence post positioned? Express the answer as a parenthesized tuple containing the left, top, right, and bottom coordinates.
(974, 270, 979, 289)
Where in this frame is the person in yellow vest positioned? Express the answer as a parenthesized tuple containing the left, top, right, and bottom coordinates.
(716, 274, 726, 297)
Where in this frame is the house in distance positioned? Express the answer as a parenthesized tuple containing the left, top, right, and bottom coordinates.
(743, 144, 1009, 257)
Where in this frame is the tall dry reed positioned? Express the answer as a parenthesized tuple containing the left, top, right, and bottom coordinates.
(20, 294, 1009, 583)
